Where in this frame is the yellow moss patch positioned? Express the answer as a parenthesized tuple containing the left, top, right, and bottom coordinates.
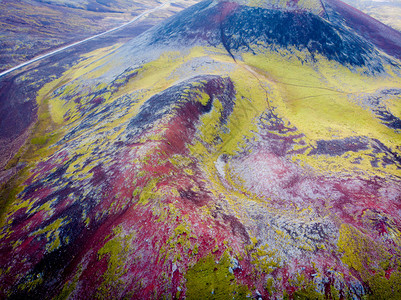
(185, 251, 250, 299)
(337, 223, 401, 298)
(242, 50, 401, 142)
(97, 225, 137, 297)
(159, 218, 199, 263)
(240, 49, 401, 177)
(34, 217, 67, 252)
(245, 237, 280, 274)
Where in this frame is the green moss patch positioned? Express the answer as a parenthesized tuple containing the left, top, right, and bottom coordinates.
(185, 252, 249, 299)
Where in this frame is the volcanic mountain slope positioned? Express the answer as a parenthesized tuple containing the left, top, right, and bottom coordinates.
(341, 0, 401, 31)
(0, 0, 200, 72)
(1, 0, 401, 298)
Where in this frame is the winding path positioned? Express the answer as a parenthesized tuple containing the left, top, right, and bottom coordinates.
(0, 1, 171, 78)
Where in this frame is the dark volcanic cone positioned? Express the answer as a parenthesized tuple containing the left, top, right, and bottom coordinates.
(1, 0, 401, 299)
(149, 0, 399, 71)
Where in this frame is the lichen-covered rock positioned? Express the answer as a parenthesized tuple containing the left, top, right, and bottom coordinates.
(1, 0, 401, 299)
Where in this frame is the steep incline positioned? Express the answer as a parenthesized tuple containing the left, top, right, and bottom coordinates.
(324, 0, 401, 60)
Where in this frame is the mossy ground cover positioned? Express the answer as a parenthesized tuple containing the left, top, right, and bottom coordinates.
(1, 4, 401, 298)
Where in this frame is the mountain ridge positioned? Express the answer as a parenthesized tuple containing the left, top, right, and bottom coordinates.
(0, 0, 401, 298)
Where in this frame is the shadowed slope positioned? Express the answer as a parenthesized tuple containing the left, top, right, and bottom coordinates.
(0, 0, 401, 298)
(324, 0, 401, 60)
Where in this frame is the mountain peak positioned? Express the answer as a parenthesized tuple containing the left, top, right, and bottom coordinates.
(217, 0, 325, 14)
(1, 0, 401, 298)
